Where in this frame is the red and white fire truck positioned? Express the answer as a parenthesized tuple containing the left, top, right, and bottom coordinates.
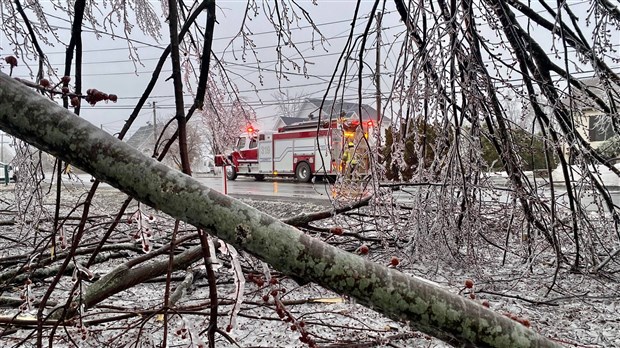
(214, 119, 373, 182)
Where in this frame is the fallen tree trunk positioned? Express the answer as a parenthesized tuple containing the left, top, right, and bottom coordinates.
(0, 71, 560, 347)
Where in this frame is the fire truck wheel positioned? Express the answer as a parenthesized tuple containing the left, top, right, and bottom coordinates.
(295, 162, 312, 183)
(254, 174, 265, 181)
(226, 167, 237, 181)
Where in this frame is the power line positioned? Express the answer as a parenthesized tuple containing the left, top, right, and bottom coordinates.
(11, 42, 391, 80)
(77, 71, 376, 102)
(68, 29, 376, 66)
(77, 91, 380, 111)
(13, 3, 617, 113)
(19, 9, 390, 55)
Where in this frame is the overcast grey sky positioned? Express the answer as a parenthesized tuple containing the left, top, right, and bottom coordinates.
(2, 0, 618, 139)
(2, 1, 402, 136)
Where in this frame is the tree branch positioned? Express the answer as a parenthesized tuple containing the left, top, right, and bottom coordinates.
(0, 70, 560, 348)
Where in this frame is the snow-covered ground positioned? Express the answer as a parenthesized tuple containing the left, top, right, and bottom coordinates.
(0, 185, 618, 347)
(551, 163, 620, 187)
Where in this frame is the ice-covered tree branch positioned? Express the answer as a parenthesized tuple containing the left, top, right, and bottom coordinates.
(0, 71, 560, 348)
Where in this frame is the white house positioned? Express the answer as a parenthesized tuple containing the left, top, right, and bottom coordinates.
(125, 123, 215, 174)
(568, 77, 620, 153)
(297, 98, 386, 125)
(551, 77, 620, 185)
(272, 98, 389, 133)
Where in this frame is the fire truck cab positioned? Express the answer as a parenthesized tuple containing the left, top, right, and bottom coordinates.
(215, 119, 372, 182)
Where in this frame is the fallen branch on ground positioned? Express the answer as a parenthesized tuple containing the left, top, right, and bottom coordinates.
(0, 71, 562, 348)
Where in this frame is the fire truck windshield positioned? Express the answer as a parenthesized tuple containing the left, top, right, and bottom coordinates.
(249, 137, 258, 149)
(233, 135, 258, 151)
(234, 137, 246, 151)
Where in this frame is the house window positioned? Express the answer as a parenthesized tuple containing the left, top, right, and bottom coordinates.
(589, 115, 615, 142)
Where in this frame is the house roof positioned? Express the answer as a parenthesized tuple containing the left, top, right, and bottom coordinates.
(278, 116, 309, 126)
(304, 98, 379, 122)
(126, 124, 155, 151)
(568, 77, 620, 112)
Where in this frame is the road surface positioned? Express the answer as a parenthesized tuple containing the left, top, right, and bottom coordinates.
(46, 173, 620, 211)
(60, 173, 336, 203)
(196, 175, 334, 202)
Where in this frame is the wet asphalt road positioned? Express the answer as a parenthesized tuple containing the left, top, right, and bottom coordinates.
(65, 173, 335, 204)
(55, 173, 620, 211)
(195, 175, 335, 204)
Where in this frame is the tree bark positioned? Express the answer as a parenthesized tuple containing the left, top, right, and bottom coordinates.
(0, 71, 560, 348)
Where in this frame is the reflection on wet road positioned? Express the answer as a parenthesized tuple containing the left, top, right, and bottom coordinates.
(196, 175, 333, 201)
(68, 173, 619, 211)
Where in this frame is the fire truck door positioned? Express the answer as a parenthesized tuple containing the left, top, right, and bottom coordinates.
(314, 135, 331, 172)
(330, 131, 343, 161)
(258, 133, 273, 173)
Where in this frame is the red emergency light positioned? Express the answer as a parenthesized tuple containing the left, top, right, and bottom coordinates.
(366, 120, 374, 127)
(246, 126, 255, 134)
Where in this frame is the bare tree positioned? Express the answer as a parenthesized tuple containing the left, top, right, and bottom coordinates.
(0, 71, 560, 347)
(157, 116, 207, 170)
(0, 0, 619, 347)
(271, 90, 307, 118)
(198, 80, 257, 155)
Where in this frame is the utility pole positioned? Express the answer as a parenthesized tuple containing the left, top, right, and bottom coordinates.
(0, 132, 12, 163)
(0, 132, 4, 163)
(152, 101, 157, 143)
(375, 12, 382, 142)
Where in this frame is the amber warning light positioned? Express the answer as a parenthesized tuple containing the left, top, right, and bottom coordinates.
(246, 126, 255, 134)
